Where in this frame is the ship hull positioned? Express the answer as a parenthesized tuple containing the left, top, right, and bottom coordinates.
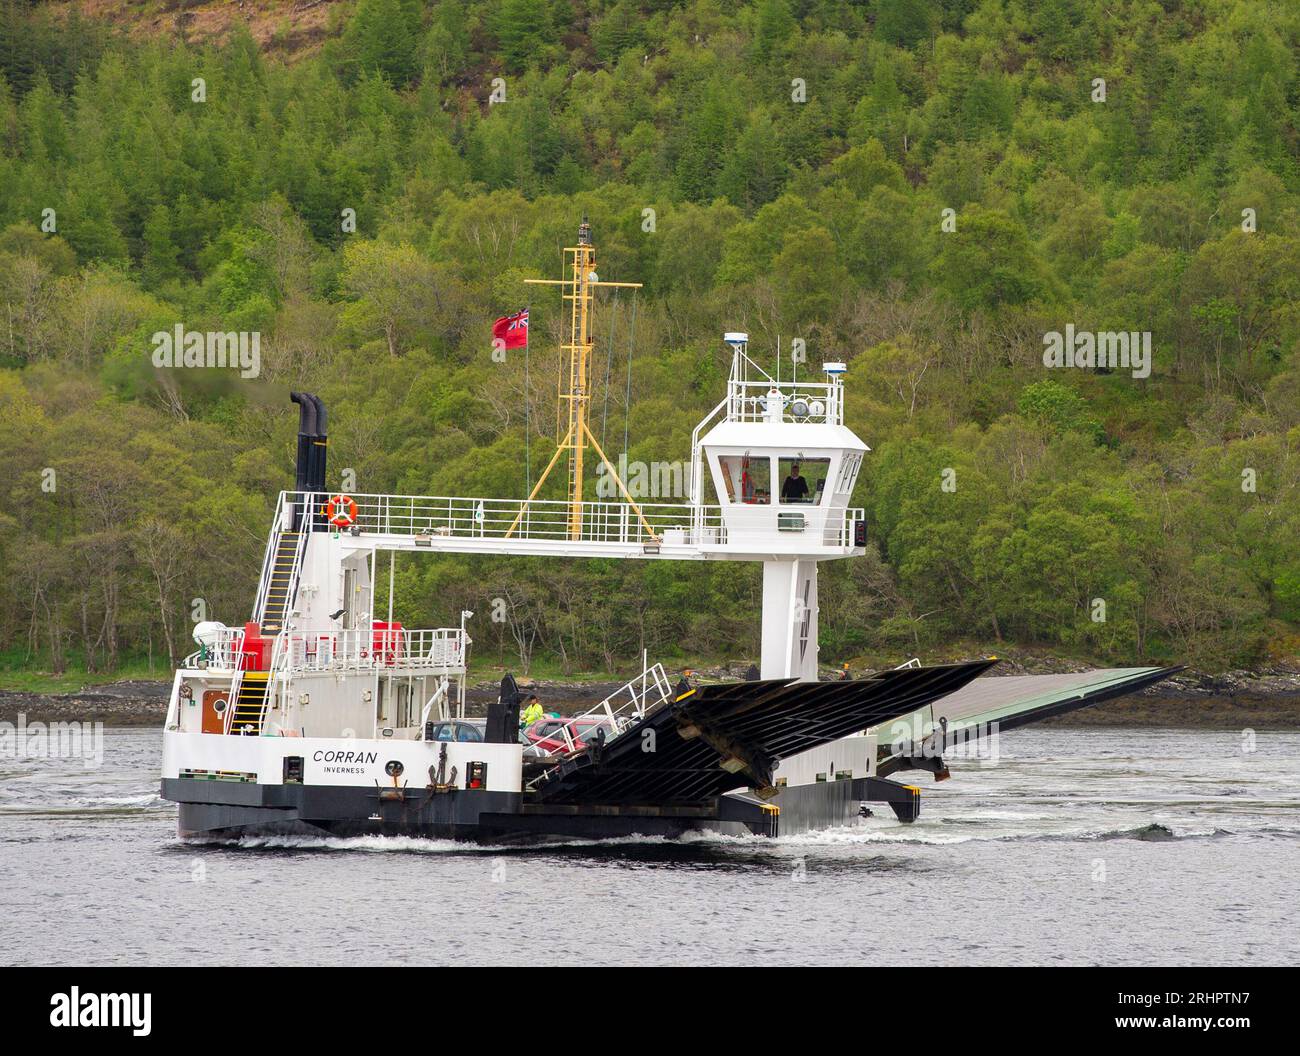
(165, 774, 876, 843)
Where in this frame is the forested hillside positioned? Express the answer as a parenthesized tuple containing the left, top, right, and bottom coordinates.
(1, 0, 1298, 679)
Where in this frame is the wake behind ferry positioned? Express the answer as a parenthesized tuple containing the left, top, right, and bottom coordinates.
(159, 222, 1179, 842)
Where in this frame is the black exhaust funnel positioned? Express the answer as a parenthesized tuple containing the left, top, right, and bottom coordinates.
(289, 392, 328, 530)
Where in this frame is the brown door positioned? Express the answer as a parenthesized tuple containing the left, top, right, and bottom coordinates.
(201, 690, 229, 734)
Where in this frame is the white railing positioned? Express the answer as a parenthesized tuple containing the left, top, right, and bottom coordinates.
(192, 627, 471, 676)
(526, 659, 674, 789)
(725, 378, 842, 426)
(826, 507, 866, 548)
(222, 505, 310, 734)
(189, 627, 471, 680)
(589, 660, 674, 733)
(689, 393, 729, 511)
(289, 491, 729, 547)
(261, 518, 309, 628)
(284, 627, 471, 674)
(230, 627, 289, 736)
(249, 492, 291, 629)
(720, 346, 844, 426)
(289, 490, 863, 552)
(182, 626, 247, 670)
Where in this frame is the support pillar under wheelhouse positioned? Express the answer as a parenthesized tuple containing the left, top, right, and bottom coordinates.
(760, 558, 819, 682)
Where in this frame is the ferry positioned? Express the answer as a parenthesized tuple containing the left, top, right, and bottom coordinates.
(159, 222, 1179, 841)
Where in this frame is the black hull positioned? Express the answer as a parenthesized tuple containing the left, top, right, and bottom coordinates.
(166, 775, 914, 843)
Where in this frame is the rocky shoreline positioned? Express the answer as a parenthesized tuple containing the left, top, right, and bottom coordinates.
(3, 659, 1299, 729)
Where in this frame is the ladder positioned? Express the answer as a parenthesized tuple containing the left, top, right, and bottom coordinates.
(225, 526, 307, 735)
(259, 529, 302, 635)
(229, 671, 270, 735)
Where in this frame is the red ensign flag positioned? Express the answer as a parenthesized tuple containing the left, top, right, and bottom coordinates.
(492, 308, 529, 349)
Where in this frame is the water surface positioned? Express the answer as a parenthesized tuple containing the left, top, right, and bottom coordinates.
(1, 727, 1296, 966)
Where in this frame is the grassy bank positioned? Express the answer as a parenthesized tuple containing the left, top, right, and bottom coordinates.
(0, 662, 172, 695)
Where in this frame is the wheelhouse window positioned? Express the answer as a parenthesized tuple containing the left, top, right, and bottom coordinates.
(777, 457, 830, 505)
(836, 452, 861, 494)
(718, 455, 771, 505)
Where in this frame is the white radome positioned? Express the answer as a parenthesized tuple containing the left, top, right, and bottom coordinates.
(192, 621, 227, 647)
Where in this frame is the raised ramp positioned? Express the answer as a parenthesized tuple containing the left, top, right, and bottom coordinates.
(529, 659, 996, 806)
(871, 665, 1183, 776)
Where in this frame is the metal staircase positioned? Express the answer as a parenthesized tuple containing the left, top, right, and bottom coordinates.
(229, 671, 271, 735)
(225, 520, 308, 735)
(260, 529, 302, 635)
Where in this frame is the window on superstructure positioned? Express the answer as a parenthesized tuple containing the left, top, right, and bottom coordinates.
(718, 455, 770, 504)
(777, 456, 829, 505)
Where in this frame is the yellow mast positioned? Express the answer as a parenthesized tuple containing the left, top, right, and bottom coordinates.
(507, 219, 654, 542)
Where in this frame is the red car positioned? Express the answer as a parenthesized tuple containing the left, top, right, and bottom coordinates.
(524, 716, 614, 756)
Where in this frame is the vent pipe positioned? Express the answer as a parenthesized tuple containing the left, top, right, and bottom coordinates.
(289, 392, 329, 530)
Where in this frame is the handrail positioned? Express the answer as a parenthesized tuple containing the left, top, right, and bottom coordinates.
(724, 380, 843, 425)
(182, 627, 247, 670)
(688, 394, 729, 507)
(283, 490, 729, 547)
(250, 492, 288, 628)
(225, 494, 288, 732)
(194, 626, 473, 676)
(279, 490, 862, 552)
(285, 627, 471, 674)
(526, 661, 674, 790)
(722, 346, 845, 425)
(588, 661, 673, 730)
(419, 681, 450, 732)
(225, 505, 309, 734)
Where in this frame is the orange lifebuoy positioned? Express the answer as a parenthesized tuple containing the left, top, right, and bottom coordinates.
(326, 494, 358, 528)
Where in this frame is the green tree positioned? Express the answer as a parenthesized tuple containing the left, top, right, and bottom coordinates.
(340, 0, 423, 86)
